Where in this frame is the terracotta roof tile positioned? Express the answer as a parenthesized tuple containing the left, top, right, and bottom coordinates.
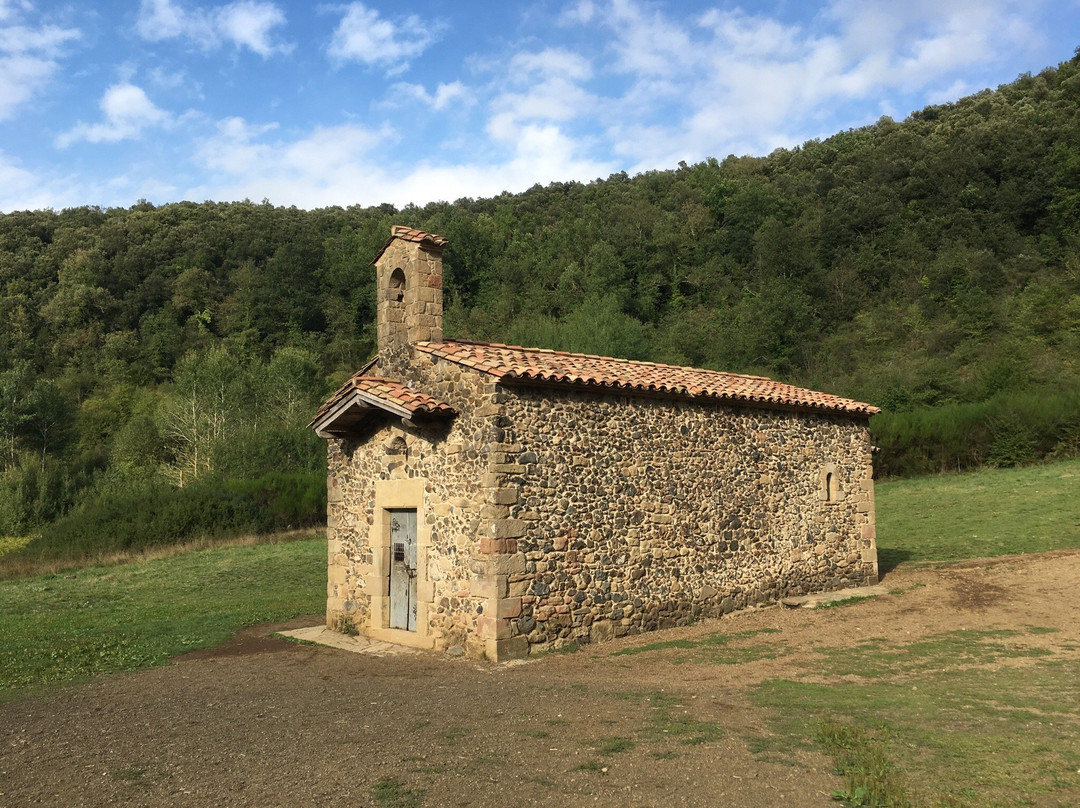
(415, 340, 879, 417)
(389, 225, 448, 248)
(371, 226, 449, 266)
(310, 375, 456, 431)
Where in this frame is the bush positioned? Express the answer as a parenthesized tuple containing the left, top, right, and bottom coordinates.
(872, 387, 1080, 477)
(0, 453, 102, 535)
(4, 471, 326, 570)
(211, 425, 324, 479)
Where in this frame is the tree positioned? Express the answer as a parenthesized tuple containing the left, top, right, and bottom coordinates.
(22, 379, 74, 472)
(266, 347, 324, 428)
(158, 348, 246, 485)
(0, 362, 33, 470)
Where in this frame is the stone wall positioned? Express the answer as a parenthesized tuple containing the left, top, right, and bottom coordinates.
(485, 386, 877, 655)
(326, 353, 502, 657)
(374, 237, 443, 380)
(327, 358, 877, 661)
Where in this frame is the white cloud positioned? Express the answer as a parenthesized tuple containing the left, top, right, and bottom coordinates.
(327, 2, 444, 74)
(0, 23, 79, 54)
(56, 83, 170, 147)
(194, 116, 278, 174)
(571, 0, 1043, 171)
(135, 0, 290, 56)
(927, 78, 974, 105)
(137, 0, 207, 40)
(184, 114, 613, 209)
(485, 47, 599, 165)
(0, 1, 31, 24)
(0, 3, 79, 120)
(0, 148, 137, 212)
(389, 80, 474, 111)
(605, 0, 696, 77)
(215, 0, 291, 57)
(558, 0, 596, 26)
(0, 53, 54, 119)
(510, 48, 592, 81)
(0, 150, 58, 210)
(192, 116, 389, 193)
(148, 66, 190, 90)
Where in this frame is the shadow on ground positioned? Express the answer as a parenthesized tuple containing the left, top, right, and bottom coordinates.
(877, 547, 913, 576)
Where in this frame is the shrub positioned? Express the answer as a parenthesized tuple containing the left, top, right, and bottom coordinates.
(0, 453, 101, 535)
(3, 471, 326, 571)
(871, 387, 1080, 477)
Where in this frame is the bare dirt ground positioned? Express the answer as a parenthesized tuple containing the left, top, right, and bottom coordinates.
(3, 550, 1080, 808)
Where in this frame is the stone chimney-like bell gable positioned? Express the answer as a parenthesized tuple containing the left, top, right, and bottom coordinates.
(374, 226, 447, 372)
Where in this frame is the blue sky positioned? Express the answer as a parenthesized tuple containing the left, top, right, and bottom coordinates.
(1, 0, 1077, 212)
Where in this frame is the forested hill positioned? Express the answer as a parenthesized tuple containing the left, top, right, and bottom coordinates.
(3, 52, 1080, 540)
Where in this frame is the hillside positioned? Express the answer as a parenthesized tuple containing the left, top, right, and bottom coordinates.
(2, 51, 1080, 539)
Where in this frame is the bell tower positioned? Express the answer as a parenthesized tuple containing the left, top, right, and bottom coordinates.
(374, 225, 446, 372)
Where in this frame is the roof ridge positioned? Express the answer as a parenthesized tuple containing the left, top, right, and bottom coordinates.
(309, 372, 456, 431)
(417, 339, 772, 381)
(412, 340, 878, 416)
(389, 225, 448, 246)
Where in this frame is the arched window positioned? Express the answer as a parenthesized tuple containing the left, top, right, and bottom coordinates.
(819, 463, 843, 504)
(389, 267, 406, 302)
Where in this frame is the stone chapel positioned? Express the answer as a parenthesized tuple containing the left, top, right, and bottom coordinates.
(311, 225, 879, 661)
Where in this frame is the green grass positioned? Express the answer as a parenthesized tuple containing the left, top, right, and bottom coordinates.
(0, 535, 325, 699)
(596, 736, 636, 754)
(610, 689, 725, 747)
(611, 627, 787, 666)
(754, 661, 1080, 807)
(875, 458, 1080, 567)
(749, 626, 1080, 806)
(573, 759, 607, 773)
(0, 535, 32, 560)
(817, 720, 911, 808)
(371, 777, 425, 808)
(817, 595, 875, 609)
(810, 629, 1055, 680)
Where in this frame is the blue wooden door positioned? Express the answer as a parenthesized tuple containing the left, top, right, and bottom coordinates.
(388, 509, 417, 631)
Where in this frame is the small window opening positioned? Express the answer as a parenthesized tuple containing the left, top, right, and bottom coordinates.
(386, 436, 407, 458)
(389, 267, 406, 302)
(820, 464, 843, 504)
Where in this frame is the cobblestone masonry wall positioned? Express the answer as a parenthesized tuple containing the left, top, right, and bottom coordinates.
(488, 387, 877, 656)
(375, 238, 442, 381)
(326, 355, 502, 657)
(327, 357, 876, 661)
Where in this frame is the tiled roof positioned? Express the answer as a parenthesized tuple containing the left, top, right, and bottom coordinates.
(415, 340, 879, 417)
(372, 226, 449, 266)
(389, 225, 448, 248)
(310, 375, 456, 434)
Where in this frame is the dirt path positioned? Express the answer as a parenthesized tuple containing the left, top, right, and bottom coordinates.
(3, 550, 1080, 808)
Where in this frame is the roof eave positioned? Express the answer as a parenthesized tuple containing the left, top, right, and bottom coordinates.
(310, 389, 455, 438)
(491, 375, 877, 418)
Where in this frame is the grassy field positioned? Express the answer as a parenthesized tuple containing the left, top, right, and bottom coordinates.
(751, 632, 1080, 808)
(0, 535, 325, 700)
(875, 457, 1080, 570)
(3, 459, 1080, 805)
(605, 620, 1080, 807)
(3, 458, 1078, 700)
